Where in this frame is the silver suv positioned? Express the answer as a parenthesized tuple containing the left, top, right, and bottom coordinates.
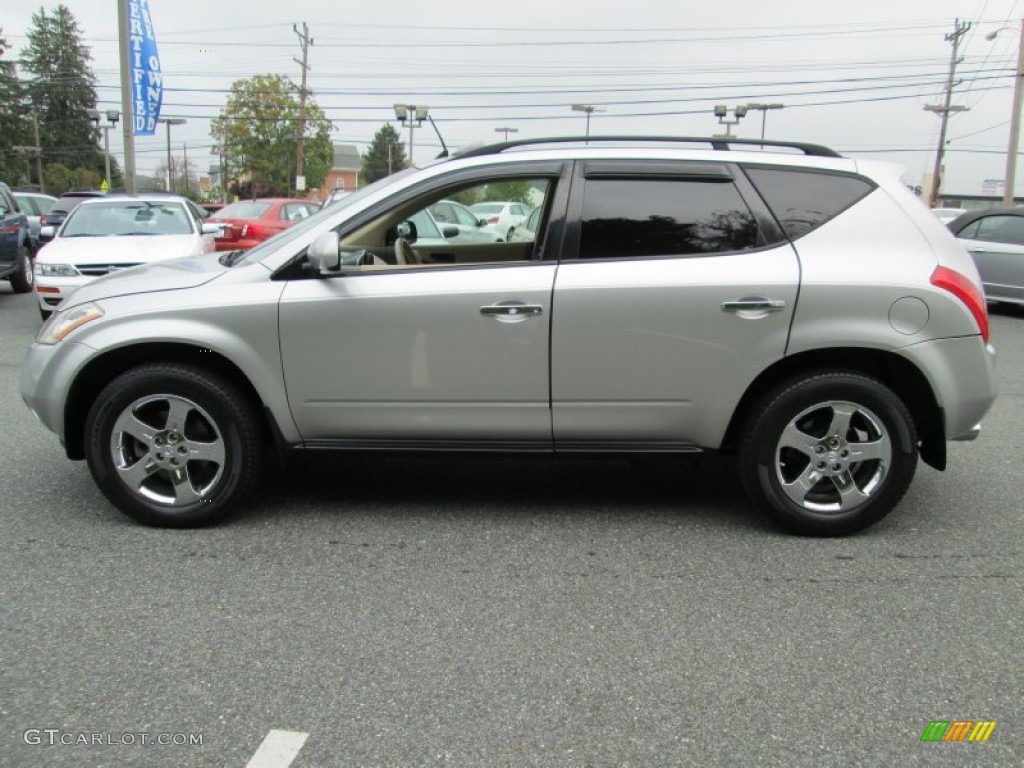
(20, 137, 997, 535)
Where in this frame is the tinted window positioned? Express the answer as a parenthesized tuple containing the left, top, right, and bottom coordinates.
(579, 178, 758, 259)
(745, 168, 874, 240)
(962, 214, 1024, 245)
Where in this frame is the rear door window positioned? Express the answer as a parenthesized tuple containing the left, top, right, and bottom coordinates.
(958, 214, 1024, 245)
(578, 177, 759, 259)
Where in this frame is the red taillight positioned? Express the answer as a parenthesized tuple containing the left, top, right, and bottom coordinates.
(241, 224, 262, 239)
(1, 225, 18, 234)
(488, 216, 499, 224)
(931, 266, 989, 342)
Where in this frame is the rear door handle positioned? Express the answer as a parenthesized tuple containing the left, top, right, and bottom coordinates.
(721, 298, 786, 313)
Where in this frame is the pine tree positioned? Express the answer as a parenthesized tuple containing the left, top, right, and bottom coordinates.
(360, 124, 406, 185)
(0, 28, 29, 185)
(19, 5, 102, 176)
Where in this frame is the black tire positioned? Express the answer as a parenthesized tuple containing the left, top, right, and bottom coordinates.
(739, 372, 918, 536)
(84, 363, 263, 527)
(506, 226, 516, 240)
(9, 242, 34, 293)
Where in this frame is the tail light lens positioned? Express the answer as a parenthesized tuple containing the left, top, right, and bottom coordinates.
(931, 266, 989, 342)
(241, 224, 262, 239)
(488, 216, 499, 224)
(1, 225, 18, 234)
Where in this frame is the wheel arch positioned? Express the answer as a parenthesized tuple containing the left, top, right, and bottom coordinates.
(721, 347, 946, 470)
(64, 343, 272, 460)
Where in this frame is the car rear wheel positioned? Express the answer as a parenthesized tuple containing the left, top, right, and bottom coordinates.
(739, 372, 918, 536)
(9, 242, 34, 293)
(84, 364, 263, 527)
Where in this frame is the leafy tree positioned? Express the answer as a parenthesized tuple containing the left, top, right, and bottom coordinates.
(19, 5, 103, 175)
(480, 180, 533, 205)
(210, 74, 333, 198)
(360, 124, 406, 185)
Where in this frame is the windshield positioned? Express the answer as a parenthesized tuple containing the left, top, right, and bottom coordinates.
(232, 168, 419, 267)
(61, 201, 195, 237)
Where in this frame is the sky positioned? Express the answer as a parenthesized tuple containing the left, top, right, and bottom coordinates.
(2, 0, 1023, 196)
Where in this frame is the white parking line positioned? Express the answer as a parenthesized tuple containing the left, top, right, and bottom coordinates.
(245, 729, 309, 768)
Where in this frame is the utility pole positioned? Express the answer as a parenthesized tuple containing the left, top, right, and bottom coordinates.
(117, 0, 136, 194)
(926, 19, 971, 208)
(293, 22, 312, 197)
(183, 143, 189, 195)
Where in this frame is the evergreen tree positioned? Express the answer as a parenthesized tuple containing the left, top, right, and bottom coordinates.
(360, 124, 406, 185)
(19, 5, 103, 174)
(0, 28, 29, 185)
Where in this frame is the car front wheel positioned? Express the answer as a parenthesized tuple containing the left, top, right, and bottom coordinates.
(739, 372, 918, 536)
(84, 364, 263, 527)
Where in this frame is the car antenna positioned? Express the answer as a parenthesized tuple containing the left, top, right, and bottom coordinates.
(428, 115, 449, 159)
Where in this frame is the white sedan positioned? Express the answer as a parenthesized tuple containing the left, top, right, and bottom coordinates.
(35, 195, 220, 319)
(469, 201, 531, 240)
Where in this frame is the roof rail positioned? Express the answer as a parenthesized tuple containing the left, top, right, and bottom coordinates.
(456, 135, 842, 159)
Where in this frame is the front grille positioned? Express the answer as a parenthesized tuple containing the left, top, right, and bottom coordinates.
(75, 263, 142, 277)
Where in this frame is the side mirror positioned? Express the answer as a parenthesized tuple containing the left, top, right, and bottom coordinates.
(477, 218, 488, 227)
(39, 226, 56, 241)
(307, 230, 341, 273)
(442, 225, 460, 239)
(396, 220, 419, 242)
(200, 222, 222, 235)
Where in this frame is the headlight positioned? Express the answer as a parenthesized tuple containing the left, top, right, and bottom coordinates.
(35, 263, 80, 277)
(37, 302, 104, 345)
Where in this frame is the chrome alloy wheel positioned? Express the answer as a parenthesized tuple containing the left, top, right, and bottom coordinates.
(109, 394, 226, 506)
(774, 400, 892, 514)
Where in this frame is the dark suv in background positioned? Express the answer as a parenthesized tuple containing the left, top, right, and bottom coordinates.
(0, 182, 35, 293)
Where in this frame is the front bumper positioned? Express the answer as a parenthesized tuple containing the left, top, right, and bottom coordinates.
(35, 275, 93, 310)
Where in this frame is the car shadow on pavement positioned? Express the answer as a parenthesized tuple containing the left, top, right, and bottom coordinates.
(241, 453, 768, 533)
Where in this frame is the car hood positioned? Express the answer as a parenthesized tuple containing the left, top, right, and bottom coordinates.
(56, 252, 229, 307)
(38, 234, 201, 265)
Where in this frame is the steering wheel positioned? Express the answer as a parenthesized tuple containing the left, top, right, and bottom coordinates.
(394, 237, 418, 265)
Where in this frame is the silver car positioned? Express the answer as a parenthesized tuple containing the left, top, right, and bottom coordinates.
(947, 207, 1024, 305)
(20, 137, 997, 535)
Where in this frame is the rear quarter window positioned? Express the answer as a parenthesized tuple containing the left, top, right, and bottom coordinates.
(744, 167, 875, 240)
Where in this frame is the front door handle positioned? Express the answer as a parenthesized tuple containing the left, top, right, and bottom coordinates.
(480, 303, 543, 317)
(721, 298, 786, 313)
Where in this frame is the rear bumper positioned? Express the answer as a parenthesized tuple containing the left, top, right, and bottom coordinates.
(898, 336, 997, 441)
(952, 423, 982, 441)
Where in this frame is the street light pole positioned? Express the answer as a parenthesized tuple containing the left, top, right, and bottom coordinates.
(158, 117, 186, 192)
(746, 103, 784, 144)
(495, 126, 519, 142)
(988, 19, 1024, 205)
(571, 104, 605, 138)
(394, 104, 429, 167)
(89, 109, 120, 189)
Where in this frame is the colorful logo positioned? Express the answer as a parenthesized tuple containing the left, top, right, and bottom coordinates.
(920, 720, 997, 742)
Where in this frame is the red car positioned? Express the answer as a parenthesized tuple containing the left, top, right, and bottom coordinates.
(208, 198, 320, 251)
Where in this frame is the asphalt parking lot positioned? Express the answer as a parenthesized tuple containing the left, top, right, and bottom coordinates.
(1, 286, 1021, 767)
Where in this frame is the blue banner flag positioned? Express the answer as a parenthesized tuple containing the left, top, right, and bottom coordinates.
(126, 0, 163, 136)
